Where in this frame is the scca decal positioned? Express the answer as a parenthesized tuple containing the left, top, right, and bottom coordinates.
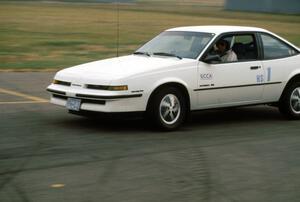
(200, 73, 213, 80)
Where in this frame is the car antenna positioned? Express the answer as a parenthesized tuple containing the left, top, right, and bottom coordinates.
(116, 0, 120, 57)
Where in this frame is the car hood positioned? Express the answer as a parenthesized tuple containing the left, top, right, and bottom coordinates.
(56, 55, 194, 83)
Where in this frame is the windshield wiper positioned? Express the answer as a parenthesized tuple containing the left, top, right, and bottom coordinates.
(153, 52, 182, 60)
(133, 51, 151, 57)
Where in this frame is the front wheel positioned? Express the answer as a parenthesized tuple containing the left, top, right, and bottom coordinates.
(147, 87, 187, 131)
(279, 82, 300, 119)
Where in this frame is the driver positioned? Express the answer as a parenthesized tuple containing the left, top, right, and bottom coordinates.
(216, 39, 238, 62)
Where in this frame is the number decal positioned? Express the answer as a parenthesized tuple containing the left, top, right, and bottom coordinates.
(256, 74, 264, 83)
(267, 67, 272, 82)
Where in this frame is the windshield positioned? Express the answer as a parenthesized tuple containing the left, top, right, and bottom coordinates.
(136, 31, 214, 59)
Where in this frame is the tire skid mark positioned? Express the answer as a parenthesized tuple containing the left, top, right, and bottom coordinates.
(13, 183, 31, 202)
(0, 158, 30, 191)
(173, 147, 211, 201)
(0, 130, 287, 178)
(0, 133, 281, 162)
(0, 129, 295, 180)
(0, 143, 45, 192)
(0, 146, 208, 179)
(148, 147, 211, 201)
(96, 157, 118, 185)
(0, 129, 295, 162)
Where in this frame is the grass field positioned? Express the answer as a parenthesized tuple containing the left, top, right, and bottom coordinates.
(0, 0, 299, 70)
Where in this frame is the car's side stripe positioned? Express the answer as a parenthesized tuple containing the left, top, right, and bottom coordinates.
(193, 82, 282, 91)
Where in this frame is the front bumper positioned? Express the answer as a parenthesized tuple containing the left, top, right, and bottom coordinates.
(47, 84, 146, 113)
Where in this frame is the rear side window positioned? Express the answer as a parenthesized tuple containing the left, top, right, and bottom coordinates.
(232, 34, 258, 60)
(235, 35, 253, 44)
(260, 34, 298, 60)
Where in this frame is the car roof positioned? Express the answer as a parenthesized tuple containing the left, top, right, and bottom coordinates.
(167, 25, 300, 51)
(167, 25, 269, 34)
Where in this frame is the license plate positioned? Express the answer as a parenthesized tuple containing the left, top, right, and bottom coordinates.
(66, 98, 81, 111)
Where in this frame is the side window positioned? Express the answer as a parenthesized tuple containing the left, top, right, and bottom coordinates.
(204, 33, 258, 63)
(260, 34, 297, 60)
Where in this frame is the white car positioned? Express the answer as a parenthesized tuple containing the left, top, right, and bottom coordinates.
(47, 26, 300, 130)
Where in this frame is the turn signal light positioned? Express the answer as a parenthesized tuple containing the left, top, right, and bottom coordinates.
(107, 85, 128, 91)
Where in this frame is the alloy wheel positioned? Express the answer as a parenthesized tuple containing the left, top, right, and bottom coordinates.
(290, 87, 300, 114)
(159, 94, 181, 125)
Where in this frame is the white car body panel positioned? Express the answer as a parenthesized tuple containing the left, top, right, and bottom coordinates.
(196, 60, 264, 108)
(47, 26, 300, 114)
(261, 56, 299, 102)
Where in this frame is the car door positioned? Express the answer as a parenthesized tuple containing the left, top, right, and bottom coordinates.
(196, 33, 264, 108)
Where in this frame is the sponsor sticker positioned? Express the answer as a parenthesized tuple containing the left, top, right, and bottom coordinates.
(200, 73, 213, 80)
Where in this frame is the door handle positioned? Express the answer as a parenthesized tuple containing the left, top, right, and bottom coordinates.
(250, 66, 261, 70)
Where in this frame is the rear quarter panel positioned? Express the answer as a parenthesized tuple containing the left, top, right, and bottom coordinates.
(262, 54, 300, 102)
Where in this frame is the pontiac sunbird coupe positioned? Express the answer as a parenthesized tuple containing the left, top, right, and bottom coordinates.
(47, 26, 300, 130)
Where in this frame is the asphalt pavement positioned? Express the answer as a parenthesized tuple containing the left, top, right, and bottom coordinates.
(0, 72, 300, 202)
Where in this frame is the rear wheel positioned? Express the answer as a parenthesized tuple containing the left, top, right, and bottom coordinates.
(147, 87, 187, 131)
(279, 82, 300, 119)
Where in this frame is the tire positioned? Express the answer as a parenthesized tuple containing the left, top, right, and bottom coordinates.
(279, 82, 300, 119)
(147, 87, 187, 131)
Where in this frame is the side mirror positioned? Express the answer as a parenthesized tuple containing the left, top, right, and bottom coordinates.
(203, 54, 221, 64)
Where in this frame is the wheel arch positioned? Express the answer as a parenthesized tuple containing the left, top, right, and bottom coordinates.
(280, 72, 300, 101)
(146, 81, 191, 112)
